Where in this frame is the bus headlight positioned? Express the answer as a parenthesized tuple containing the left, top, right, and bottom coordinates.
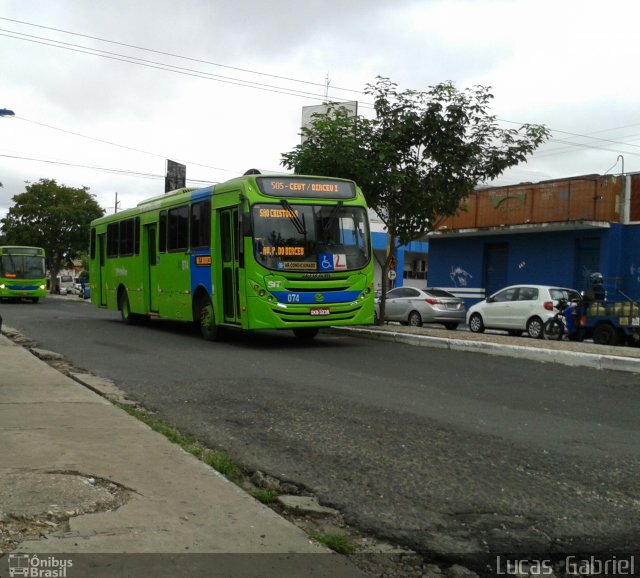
(40, 284, 46, 290)
(0, 284, 4, 289)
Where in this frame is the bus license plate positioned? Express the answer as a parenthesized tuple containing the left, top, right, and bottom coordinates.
(310, 307, 330, 316)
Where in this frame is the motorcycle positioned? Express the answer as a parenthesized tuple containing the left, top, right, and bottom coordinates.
(544, 298, 585, 341)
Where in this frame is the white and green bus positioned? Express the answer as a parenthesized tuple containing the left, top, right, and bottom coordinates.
(89, 173, 374, 340)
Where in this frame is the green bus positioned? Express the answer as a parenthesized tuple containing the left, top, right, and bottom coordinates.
(89, 173, 374, 340)
(0, 246, 47, 303)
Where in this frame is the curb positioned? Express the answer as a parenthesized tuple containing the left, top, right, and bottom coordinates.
(332, 327, 640, 374)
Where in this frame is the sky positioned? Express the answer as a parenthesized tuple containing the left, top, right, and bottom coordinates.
(2, 0, 640, 223)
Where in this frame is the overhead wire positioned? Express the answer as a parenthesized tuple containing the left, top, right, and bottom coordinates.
(3, 18, 640, 187)
(0, 16, 363, 96)
(0, 153, 214, 184)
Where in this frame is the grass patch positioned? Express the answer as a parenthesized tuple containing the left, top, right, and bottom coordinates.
(118, 404, 241, 482)
(251, 489, 279, 504)
(307, 529, 355, 555)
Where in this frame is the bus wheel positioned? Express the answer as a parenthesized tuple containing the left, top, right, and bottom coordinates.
(293, 327, 319, 340)
(196, 297, 220, 341)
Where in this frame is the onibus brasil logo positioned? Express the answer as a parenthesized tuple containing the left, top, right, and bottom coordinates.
(7, 554, 73, 577)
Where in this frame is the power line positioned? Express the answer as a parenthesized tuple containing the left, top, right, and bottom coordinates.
(7, 15, 640, 155)
(0, 16, 364, 96)
(7, 18, 640, 178)
(16, 117, 241, 174)
(0, 28, 370, 107)
(0, 153, 215, 183)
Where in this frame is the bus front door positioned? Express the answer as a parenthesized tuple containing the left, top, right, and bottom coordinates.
(145, 224, 159, 312)
(220, 207, 241, 324)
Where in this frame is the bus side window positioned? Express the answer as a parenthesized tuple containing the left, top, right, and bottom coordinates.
(134, 217, 141, 256)
(190, 200, 211, 250)
(90, 228, 96, 260)
(107, 223, 119, 258)
(168, 205, 189, 251)
(159, 211, 167, 253)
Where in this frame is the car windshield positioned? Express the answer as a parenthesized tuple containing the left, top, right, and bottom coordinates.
(252, 203, 370, 272)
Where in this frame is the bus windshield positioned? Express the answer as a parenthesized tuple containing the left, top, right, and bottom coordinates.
(1, 255, 46, 279)
(252, 203, 370, 272)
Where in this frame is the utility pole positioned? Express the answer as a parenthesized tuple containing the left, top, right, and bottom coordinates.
(115, 192, 121, 213)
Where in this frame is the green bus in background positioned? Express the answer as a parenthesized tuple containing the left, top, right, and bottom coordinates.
(89, 172, 374, 340)
(0, 246, 47, 303)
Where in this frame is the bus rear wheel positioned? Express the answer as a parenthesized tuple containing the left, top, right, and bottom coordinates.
(293, 327, 319, 340)
(195, 296, 221, 341)
(119, 290, 145, 325)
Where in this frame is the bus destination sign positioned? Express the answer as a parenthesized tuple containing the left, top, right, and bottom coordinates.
(256, 177, 356, 199)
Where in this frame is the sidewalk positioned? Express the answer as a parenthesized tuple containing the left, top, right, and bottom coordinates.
(0, 332, 366, 578)
(331, 322, 640, 374)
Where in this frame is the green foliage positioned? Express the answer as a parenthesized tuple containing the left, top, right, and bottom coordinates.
(0, 179, 104, 287)
(307, 529, 355, 554)
(282, 77, 550, 319)
(283, 77, 549, 247)
(251, 488, 279, 504)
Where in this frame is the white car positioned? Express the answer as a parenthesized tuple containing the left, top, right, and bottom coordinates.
(466, 284, 581, 338)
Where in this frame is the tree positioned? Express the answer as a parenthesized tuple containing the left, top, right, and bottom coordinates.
(282, 77, 550, 322)
(1, 178, 104, 292)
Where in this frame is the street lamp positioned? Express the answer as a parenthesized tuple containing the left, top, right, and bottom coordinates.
(0, 108, 15, 117)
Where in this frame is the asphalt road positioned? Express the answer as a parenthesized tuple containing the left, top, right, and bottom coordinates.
(2, 296, 640, 564)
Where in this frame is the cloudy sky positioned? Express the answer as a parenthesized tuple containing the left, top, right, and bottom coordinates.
(2, 0, 640, 222)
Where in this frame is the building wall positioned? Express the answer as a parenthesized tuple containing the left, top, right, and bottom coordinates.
(622, 224, 640, 299)
(427, 226, 640, 306)
(371, 231, 428, 293)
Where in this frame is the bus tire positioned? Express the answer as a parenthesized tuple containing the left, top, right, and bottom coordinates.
(195, 296, 220, 341)
(118, 289, 144, 325)
(293, 327, 319, 340)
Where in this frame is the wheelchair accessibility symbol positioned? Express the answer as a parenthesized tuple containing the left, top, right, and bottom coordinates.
(318, 253, 333, 271)
(318, 253, 347, 272)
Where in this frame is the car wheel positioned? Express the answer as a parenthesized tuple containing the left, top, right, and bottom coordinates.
(526, 316, 544, 339)
(408, 311, 422, 327)
(468, 313, 485, 333)
(444, 322, 459, 330)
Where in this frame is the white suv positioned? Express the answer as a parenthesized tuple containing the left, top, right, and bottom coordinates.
(466, 284, 581, 338)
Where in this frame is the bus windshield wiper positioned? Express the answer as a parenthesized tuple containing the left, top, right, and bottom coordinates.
(322, 201, 343, 237)
(280, 200, 306, 236)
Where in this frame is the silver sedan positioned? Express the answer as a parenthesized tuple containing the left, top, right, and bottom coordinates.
(375, 287, 466, 329)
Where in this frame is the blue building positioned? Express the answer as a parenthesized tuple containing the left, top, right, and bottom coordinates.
(369, 211, 429, 293)
(426, 173, 640, 306)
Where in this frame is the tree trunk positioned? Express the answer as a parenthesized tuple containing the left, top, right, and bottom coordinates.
(377, 232, 397, 325)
